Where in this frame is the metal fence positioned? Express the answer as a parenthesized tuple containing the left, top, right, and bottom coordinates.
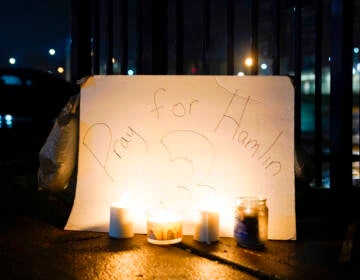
(71, 0, 359, 191)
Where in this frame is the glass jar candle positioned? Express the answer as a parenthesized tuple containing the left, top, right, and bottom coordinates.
(147, 207, 183, 245)
(234, 197, 268, 249)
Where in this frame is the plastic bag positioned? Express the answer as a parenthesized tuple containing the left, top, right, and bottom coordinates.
(37, 94, 79, 192)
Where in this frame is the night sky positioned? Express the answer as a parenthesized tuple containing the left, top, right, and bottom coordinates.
(0, 0, 70, 70)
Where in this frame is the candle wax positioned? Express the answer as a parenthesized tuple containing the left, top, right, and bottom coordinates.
(193, 210, 219, 244)
(109, 205, 134, 238)
(147, 210, 183, 245)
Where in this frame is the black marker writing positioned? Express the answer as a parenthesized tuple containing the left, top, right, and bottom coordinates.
(214, 92, 250, 140)
(215, 90, 283, 176)
(161, 130, 215, 186)
(150, 88, 166, 119)
(150, 87, 199, 119)
(113, 126, 148, 159)
(83, 123, 148, 181)
(83, 123, 114, 181)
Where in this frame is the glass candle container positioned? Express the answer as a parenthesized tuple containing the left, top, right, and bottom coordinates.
(234, 197, 268, 249)
(147, 206, 183, 245)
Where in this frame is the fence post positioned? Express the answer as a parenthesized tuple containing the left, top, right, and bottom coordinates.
(330, 0, 354, 191)
(152, 0, 168, 74)
(71, 0, 93, 82)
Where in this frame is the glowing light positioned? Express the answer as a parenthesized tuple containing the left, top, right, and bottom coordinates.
(237, 72, 245, 76)
(9, 58, 16, 65)
(244, 57, 253, 67)
(127, 69, 134, 76)
(354, 47, 359, 54)
(357, 63, 360, 72)
(303, 81, 311, 92)
(112, 57, 116, 64)
(353, 68, 356, 75)
(5, 114, 13, 127)
(5, 115, 12, 121)
(260, 63, 268, 70)
(57, 67, 64, 74)
(301, 73, 315, 81)
(49, 48, 56, 55)
(328, 57, 331, 62)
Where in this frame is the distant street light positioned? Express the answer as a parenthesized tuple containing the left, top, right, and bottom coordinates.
(244, 57, 253, 67)
(9, 57, 16, 65)
(57, 66, 64, 74)
(49, 48, 56, 56)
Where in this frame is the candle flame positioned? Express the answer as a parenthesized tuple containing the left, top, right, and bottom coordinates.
(112, 192, 131, 208)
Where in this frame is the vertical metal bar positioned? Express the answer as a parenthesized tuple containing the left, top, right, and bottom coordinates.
(202, 0, 210, 74)
(137, 0, 143, 74)
(92, 0, 100, 74)
(152, 0, 168, 74)
(227, 0, 234, 75)
(107, 0, 114, 74)
(71, 0, 92, 82)
(330, 0, 354, 191)
(176, 0, 184, 74)
(294, 0, 302, 147)
(250, 0, 259, 75)
(314, 0, 323, 186)
(121, 0, 128, 75)
(272, 0, 280, 75)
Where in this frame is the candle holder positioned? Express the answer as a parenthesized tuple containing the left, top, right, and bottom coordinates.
(234, 197, 268, 249)
(146, 202, 183, 245)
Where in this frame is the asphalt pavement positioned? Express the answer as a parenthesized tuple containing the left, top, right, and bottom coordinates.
(1, 156, 360, 279)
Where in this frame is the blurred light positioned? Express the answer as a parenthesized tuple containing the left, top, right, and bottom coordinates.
(354, 47, 359, 54)
(112, 57, 116, 64)
(357, 63, 360, 72)
(5, 114, 13, 122)
(49, 48, 56, 56)
(237, 72, 245, 76)
(328, 57, 331, 62)
(303, 81, 310, 93)
(57, 67, 64, 74)
(127, 69, 134, 76)
(4, 114, 13, 127)
(301, 73, 315, 81)
(353, 68, 356, 75)
(191, 66, 197, 74)
(260, 63, 268, 70)
(244, 57, 253, 67)
(9, 57, 16, 65)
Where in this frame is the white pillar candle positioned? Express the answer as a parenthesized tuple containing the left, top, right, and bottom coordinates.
(109, 203, 134, 238)
(193, 209, 219, 244)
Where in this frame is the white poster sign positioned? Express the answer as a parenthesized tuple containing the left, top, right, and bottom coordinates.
(65, 75, 296, 240)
